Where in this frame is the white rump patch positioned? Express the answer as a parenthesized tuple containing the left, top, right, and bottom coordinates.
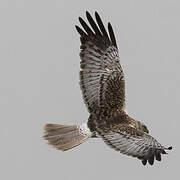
(78, 123, 92, 137)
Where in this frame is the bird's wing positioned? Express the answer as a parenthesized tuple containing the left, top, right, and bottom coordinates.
(97, 125, 172, 165)
(76, 11, 125, 112)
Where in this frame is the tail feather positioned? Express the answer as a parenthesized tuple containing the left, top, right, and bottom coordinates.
(43, 124, 90, 151)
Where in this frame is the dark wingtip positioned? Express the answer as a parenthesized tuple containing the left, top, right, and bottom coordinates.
(108, 22, 118, 48)
(86, 11, 90, 17)
(75, 25, 82, 33)
(148, 156, 154, 165)
(161, 149, 167, 154)
(95, 11, 99, 20)
(79, 17, 83, 23)
(75, 25, 80, 33)
(155, 153, 161, 161)
(140, 146, 172, 166)
(75, 25, 87, 37)
(142, 159, 147, 166)
(95, 11, 99, 16)
(75, 25, 79, 30)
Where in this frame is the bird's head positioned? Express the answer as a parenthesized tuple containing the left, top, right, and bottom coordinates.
(136, 121, 149, 134)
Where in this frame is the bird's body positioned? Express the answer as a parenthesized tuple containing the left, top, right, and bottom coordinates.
(88, 109, 137, 135)
(43, 11, 172, 166)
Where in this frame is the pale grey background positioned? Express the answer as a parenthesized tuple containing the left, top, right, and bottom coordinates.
(0, 0, 179, 180)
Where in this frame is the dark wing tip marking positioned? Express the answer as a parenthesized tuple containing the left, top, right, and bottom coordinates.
(86, 11, 102, 37)
(79, 17, 95, 36)
(168, 146, 172, 150)
(142, 159, 147, 165)
(148, 155, 154, 165)
(76, 11, 118, 50)
(141, 146, 172, 166)
(108, 22, 118, 48)
(76, 11, 118, 49)
(155, 153, 161, 161)
(94, 11, 110, 42)
(75, 25, 87, 37)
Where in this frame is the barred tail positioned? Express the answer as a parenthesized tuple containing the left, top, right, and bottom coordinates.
(43, 123, 91, 151)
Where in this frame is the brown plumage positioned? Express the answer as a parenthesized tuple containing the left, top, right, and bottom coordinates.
(43, 11, 172, 166)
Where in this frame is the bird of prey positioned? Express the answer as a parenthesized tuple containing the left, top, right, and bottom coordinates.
(43, 11, 172, 166)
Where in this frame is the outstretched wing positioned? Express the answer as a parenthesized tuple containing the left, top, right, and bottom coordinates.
(76, 11, 125, 112)
(97, 125, 172, 165)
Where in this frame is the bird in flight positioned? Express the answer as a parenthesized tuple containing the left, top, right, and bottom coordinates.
(43, 11, 172, 166)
